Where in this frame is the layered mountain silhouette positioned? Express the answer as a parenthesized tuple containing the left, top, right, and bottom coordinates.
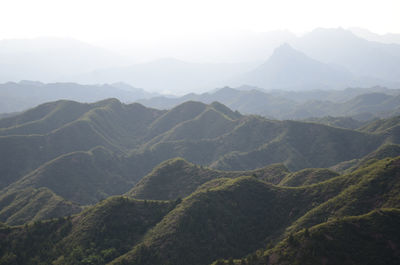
(292, 28, 400, 84)
(234, 43, 354, 90)
(0, 37, 129, 82)
(0, 97, 400, 264)
(138, 86, 400, 121)
(0, 81, 156, 113)
(1, 27, 400, 265)
(72, 58, 257, 94)
(0, 29, 400, 95)
(0, 98, 398, 211)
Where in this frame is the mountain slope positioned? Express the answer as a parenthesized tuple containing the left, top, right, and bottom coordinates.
(0, 81, 155, 113)
(286, 157, 400, 234)
(0, 99, 165, 189)
(0, 187, 80, 225)
(236, 209, 400, 265)
(293, 28, 400, 83)
(138, 86, 400, 120)
(0, 156, 399, 265)
(127, 158, 289, 200)
(0, 197, 174, 265)
(279, 168, 339, 187)
(235, 44, 354, 90)
(4, 147, 134, 205)
(0, 99, 396, 215)
(112, 175, 348, 265)
(211, 120, 384, 171)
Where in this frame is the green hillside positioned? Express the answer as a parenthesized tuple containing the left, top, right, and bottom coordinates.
(211, 120, 384, 171)
(331, 143, 400, 173)
(0, 100, 92, 136)
(0, 98, 399, 232)
(0, 187, 80, 225)
(4, 147, 135, 205)
(285, 157, 400, 234)
(127, 158, 289, 200)
(0, 156, 399, 265)
(234, 209, 400, 265)
(0, 197, 174, 265)
(112, 175, 346, 265)
(360, 115, 400, 133)
(279, 168, 339, 187)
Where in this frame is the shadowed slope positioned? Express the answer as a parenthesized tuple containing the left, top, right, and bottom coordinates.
(127, 158, 289, 200)
(0, 187, 80, 225)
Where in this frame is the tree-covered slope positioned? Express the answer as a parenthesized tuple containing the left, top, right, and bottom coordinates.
(3, 147, 135, 205)
(0, 156, 399, 265)
(331, 143, 400, 173)
(0, 98, 398, 225)
(127, 158, 289, 200)
(286, 157, 400, 235)
(211, 120, 384, 171)
(232, 208, 400, 265)
(279, 168, 339, 187)
(0, 196, 174, 265)
(0, 99, 164, 189)
(111, 176, 347, 265)
(0, 187, 80, 226)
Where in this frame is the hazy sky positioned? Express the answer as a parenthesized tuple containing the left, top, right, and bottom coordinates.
(0, 0, 399, 43)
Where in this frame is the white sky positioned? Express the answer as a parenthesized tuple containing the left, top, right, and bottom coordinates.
(0, 0, 399, 43)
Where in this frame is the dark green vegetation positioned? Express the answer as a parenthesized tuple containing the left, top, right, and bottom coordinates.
(0, 197, 174, 265)
(1, 99, 399, 222)
(230, 209, 400, 265)
(1, 156, 399, 265)
(0, 187, 80, 226)
(1, 99, 397, 209)
(127, 158, 289, 200)
(278, 168, 339, 187)
(1, 98, 400, 264)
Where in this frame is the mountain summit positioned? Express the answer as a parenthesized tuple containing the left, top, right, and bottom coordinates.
(236, 43, 353, 90)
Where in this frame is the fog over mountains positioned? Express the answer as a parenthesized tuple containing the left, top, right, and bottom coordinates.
(1, 28, 400, 94)
(0, 81, 157, 113)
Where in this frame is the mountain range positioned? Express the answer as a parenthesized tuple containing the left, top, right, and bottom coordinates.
(1, 28, 400, 94)
(1, 156, 399, 265)
(1, 26, 400, 265)
(0, 81, 157, 113)
(0, 98, 400, 264)
(0, 98, 399, 208)
(138, 86, 400, 121)
(0, 37, 130, 82)
(292, 28, 400, 83)
(233, 43, 355, 90)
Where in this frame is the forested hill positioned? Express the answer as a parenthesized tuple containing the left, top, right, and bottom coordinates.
(0, 97, 400, 264)
(0, 156, 399, 265)
(0, 98, 397, 208)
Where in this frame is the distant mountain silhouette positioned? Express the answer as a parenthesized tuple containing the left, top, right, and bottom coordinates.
(234, 44, 355, 90)
(73, 58, 257, 94)
(138, 86, 400, 121)
(0, 81, 156, 113)
(349, 27, 400, 44)
(0, 37, 130, 82)
(293, 28, 400, 83)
